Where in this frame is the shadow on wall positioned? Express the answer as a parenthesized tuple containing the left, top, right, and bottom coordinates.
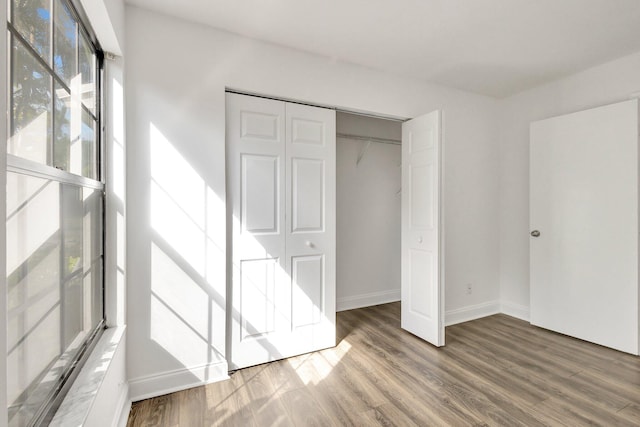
(148, 123, 226, 378)
(144, 123, 332, 389)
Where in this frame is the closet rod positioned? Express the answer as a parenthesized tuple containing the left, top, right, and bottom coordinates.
(336, 133, 401, 146)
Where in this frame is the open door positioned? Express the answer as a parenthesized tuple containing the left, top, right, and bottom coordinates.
(401, 110, 444, 347)
(530, 100, 639, 355)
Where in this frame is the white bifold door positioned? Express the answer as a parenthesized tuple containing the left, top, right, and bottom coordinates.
(530, 99, 639, 355)
(401, 110, 444, 347)
(226, 93, 336, 370)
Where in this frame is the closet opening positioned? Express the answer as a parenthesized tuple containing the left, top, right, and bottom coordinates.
(336, 112, 403, 313)
(225, 89, 445, 369)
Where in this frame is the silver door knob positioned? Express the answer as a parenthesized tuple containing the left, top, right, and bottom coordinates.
(530, 230, 540, 237)
(306, 241, 314, 248)
(418, 236, 423, 243)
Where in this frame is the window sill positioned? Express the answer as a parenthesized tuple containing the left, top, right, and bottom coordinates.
(49, 326, 128, 427)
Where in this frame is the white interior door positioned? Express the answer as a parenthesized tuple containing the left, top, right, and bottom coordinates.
(227, 93, 336, 370)
(530, 99, 639, 355)
(401, 110, 444, 347)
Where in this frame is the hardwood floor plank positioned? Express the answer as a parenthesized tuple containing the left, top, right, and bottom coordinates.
(177, 387, 204, 427)
(260, 357, 307, 398)
(236, 366, 290, 426)
(126, 400, 148, 427)
(341, 313, 499, 425)
(532, 396, 638, 427)
(128, 302, 640, 427)
(372, 403, 420, 427)
(351, 309, 541, 426)
(581, 367, 640, 406)
(619, 403, 640, 422)
(203, 371, 257, 426)
(457, 321, 640, 418)
(353, 407, 396, 427)
(279, 386, 336, 427)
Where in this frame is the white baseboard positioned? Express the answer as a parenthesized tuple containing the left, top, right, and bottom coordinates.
(500, 301, 530, 321)
(445, 300, 501, 326)
(337, 289, 400, 312)
(129, 360, 229, 402)
(115, 384, 131, 427)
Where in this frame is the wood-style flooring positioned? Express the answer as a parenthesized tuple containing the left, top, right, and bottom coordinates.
(127, 302, 640, 426)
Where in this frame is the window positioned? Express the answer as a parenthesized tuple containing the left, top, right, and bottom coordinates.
(6, 0, 104, 425)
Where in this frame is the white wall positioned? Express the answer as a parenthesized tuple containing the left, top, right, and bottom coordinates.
(125, 5, 500, 398)
(336, 113, 402, 310)
(499, 50, 640, 320)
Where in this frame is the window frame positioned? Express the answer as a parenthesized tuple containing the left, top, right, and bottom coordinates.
(5, 0, 106, 425)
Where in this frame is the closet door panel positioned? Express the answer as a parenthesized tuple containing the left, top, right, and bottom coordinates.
(240, 258, 277, 340)
(286, 102, 336, 351)
(291, 255, 324, 328)
(401, 110, 444, 347)
(291, 117, 325, 146)
(291, 158, 324, 233)
(241, 111, 281, 141)
(227, 93, 287, 369)
(241, 154, 280, 234)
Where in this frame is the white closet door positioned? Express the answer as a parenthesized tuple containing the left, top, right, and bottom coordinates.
(227, 93, 336, 370)
(401, 110, 444, 347)
(530, 99, 639, 355)
(285, 102, 336, 355)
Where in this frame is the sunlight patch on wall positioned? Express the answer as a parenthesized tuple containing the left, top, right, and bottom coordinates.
(148, 123, 227, 366)
(151, 243, 209, 339)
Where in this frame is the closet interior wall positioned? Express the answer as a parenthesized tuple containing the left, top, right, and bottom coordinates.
(336, 112, 403, 311)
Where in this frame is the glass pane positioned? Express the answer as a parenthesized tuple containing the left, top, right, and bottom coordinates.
(53, 83, 70, 171)
(53, 0, 77, 86)
(53, 83, 96, 178)
(61, 185, 84, 352)
(6, 173, 104, 427)
(11, 0, 51, 63)
(79, 33, 96, 114)
(10, 35, 52, 165)
(82, 111, 97, 179)
(83, 187, 104, 327)
(7, 173, 62, 426)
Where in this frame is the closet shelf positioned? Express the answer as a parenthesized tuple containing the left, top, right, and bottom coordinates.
(336, 132, 401, 145)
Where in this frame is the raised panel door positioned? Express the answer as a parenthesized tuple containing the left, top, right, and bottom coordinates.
(228, 93, 336, 369)
(401, 110, 444, 347)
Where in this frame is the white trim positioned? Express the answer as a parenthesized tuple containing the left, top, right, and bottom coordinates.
(128, 360, 229, 402)
(225, 88, 409, 122)
(114, 384, 131, 427)
(78, 0, 123, 55)
(445, 300, 501, 326)
(337, 289, 400, 312)
(500, 301, 530, 321)
(50, 327, 126, 426)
